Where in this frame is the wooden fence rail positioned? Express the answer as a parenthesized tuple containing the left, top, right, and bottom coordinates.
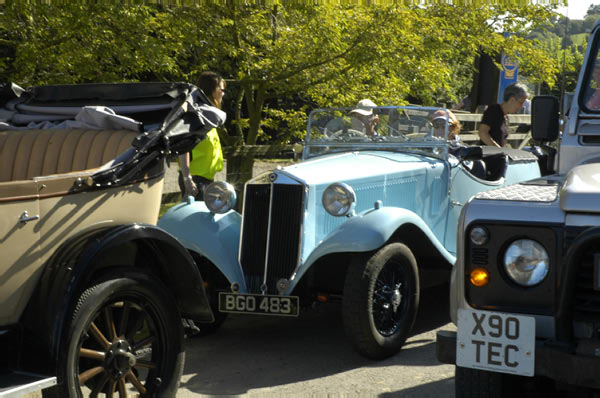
(455, 113, 531, 149)
(220, 114, 533, 159)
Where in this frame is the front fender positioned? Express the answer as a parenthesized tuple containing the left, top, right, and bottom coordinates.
(25, 223, 212, 362)
(157, 199, 245, 290)
(302, 206, 456, 271)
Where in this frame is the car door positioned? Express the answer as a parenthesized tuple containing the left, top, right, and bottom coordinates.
(0, 180, 41, 324)
(444, 165, 493, 254)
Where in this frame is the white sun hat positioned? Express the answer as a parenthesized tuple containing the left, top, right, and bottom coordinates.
(350, 99, 377, 116)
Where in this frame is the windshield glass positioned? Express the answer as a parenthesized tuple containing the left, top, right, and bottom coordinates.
(304, 106, 456, 159)
(583, 48, 600, 112)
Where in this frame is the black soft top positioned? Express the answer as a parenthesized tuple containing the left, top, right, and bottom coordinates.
(0, 82, 226, 188)
(0, 82, 210, 130)
(1, 81, 197, 105)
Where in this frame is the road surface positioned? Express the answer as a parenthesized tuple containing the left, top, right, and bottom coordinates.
(177, 284, 457, 397)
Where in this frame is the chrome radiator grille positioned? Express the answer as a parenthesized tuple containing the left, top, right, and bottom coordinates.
(240, 183, 304, 294)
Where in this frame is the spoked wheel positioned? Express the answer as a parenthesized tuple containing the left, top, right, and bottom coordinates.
(62, 276, 184, 397)
(372, 257, 410, 337)
(343, 243, 419, 359)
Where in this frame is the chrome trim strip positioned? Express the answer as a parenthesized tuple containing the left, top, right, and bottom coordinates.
(262, 180, 276, 292)
(290, 184, 308, 283)
(236, 183, 251, 276)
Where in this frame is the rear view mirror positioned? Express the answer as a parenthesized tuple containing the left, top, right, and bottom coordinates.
(531, 95, 560, 142)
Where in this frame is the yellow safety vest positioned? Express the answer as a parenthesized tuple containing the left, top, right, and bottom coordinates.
(188, 128, 224, 180)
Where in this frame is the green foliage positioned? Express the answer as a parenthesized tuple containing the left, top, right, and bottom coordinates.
(0, 4, 193, 84)
(526, 8, 592, 95)
(0, 2, 565, 185)
(0, 3, 561, 138)
(571, 33, 589, 47)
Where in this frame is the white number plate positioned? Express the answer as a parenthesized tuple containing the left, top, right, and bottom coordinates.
(218, 293, 299, 317)
(456, 308, 535, 376)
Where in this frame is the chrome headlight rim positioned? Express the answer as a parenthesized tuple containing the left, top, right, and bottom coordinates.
(204, 181, 237, 214)
(322, 182, 356, 217)
(503, 238, 550, 287)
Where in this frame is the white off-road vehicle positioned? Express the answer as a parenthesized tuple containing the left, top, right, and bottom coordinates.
(436, 19, 600, 397)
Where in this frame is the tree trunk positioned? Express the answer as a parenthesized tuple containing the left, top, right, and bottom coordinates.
(226, 152, 255, 211)
(224, 82, 266, 210)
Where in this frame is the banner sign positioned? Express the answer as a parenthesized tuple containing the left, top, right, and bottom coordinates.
(497, 53, 519, 103)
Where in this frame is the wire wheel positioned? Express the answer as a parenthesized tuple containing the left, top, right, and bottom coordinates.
(372, 259, 409, 337)
(343, 243, 419, 359)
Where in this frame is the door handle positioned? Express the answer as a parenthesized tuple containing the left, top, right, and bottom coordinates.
(19, 211, 40, 224)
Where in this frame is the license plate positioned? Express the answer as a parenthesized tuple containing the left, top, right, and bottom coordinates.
(218, 293, 299, 317)
(456, 308, 535, 376)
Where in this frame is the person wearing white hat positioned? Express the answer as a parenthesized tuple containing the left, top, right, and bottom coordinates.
(350, 99, 379, 135)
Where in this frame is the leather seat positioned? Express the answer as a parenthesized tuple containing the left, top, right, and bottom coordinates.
(0, 129, 138, 182)
(483, 153, 509, 181)
(469, 160, 487, 180)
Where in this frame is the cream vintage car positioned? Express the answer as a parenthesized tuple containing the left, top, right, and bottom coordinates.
(0, 82, 224, 397)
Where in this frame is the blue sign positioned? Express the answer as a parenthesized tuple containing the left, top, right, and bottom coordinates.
(497, 53, 519, 103)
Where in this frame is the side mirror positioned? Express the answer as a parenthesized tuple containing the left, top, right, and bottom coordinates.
(531, 95, 560, 142)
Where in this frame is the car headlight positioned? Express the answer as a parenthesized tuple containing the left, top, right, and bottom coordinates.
(322, 183, 356, 217)
(503, 239, 549, 287)
(204, 181, 236, 214)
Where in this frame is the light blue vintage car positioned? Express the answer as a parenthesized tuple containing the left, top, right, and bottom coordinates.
(158, 105, 542, 359)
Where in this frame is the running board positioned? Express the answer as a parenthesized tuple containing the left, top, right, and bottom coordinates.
(0, 372, 56, 397)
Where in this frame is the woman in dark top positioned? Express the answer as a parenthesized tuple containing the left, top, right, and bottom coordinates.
(478, 82, 529, 147)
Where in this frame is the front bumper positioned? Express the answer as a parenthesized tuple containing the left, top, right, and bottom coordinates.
(436, 330, 600, 389)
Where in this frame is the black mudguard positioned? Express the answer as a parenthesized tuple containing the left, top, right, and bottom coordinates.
(22, 223, 213, 362)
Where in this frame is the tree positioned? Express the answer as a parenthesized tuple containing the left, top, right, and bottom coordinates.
(587, 5, 600, 18)
(0, 2, 562, 190)
(0, 4, 190, 84)
(165, 3, 561, 189)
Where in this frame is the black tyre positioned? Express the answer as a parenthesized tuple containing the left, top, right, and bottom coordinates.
(342, 243, 419, 359)
(60, 276, 184, 397)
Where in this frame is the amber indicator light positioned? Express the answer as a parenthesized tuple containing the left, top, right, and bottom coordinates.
(317, 293, 328, 303)
(470, 267, 489, 287)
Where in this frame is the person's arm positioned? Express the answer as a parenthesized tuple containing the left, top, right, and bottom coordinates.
(586, 89, 600, 109)
(478, 123, 501, 147)
(178, 153, 198, 197)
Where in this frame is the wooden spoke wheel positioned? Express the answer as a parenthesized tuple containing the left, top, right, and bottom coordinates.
(62, 276, 184, 398)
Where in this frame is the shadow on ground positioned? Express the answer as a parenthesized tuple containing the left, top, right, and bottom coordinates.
(181, 284, 453, 396)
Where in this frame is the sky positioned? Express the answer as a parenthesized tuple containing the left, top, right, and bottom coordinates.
(557, 1, 599, 20)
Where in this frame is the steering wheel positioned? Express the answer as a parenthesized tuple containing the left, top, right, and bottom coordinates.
(388, 126, 408, 141)
(331, 128, 366, 139)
